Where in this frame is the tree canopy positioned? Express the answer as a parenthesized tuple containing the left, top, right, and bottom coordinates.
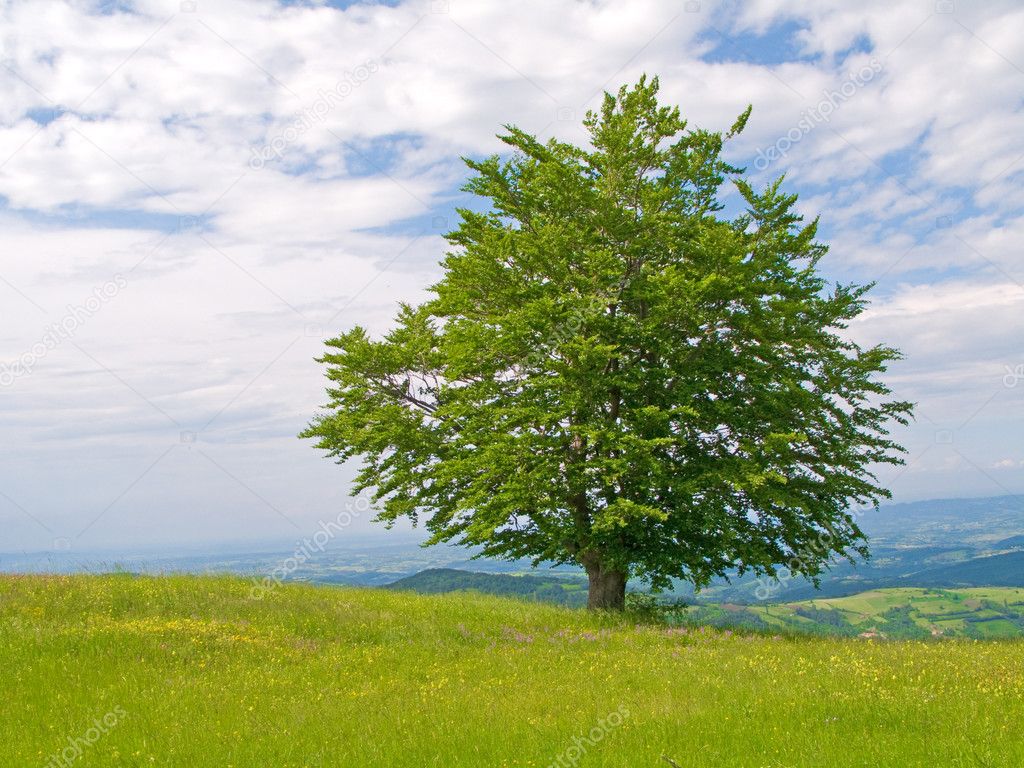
(302, 76, 912, 610)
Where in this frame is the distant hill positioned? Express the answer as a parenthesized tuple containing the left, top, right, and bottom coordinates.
(682, 494, 1024, 602)
(386, 568, 589, 606)
(734, 550, 1024, 602)
(993, 534, 1024, 549)
(856, 495, 1024, 548)
(908, 551, 1024, 587)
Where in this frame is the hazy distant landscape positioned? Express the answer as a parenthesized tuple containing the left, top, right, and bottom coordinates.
(8, 495, 1022, 593)
(7, 495, 1024, 639)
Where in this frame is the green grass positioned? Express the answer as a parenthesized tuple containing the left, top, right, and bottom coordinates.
(3, 575, 1024, 766)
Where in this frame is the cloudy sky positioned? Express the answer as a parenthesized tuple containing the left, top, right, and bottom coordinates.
(1, 0, 1022, 554)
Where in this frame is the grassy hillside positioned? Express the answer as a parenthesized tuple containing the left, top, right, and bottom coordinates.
(2, 575, 1024, 766)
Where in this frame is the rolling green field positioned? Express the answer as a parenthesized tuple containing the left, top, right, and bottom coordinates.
(686, 587, 1024, 639)
(2, 575, 1023, 766)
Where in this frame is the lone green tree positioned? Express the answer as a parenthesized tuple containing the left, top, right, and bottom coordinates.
(302, 77, 911, 610)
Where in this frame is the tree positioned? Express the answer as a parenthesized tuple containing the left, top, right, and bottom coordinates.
(301, 76, 912, 610)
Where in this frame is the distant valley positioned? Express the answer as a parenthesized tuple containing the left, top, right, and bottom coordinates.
(4, 495, 1024, 634)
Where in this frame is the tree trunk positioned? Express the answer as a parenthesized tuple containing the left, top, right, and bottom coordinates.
(585, 561, 627, 611)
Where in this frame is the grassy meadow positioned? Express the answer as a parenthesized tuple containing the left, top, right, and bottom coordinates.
(2, 574, 1023, 766)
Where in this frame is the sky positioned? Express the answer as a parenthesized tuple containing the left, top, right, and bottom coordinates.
(0, 0, 1022, 554)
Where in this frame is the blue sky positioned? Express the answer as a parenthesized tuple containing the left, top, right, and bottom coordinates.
(0, 0, 1022, 553)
